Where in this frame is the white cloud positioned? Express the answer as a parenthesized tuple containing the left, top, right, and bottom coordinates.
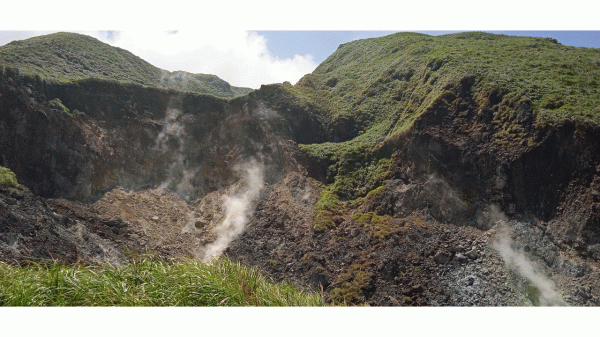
(0, 30, 317, 89)
(108, 30, 317, 89)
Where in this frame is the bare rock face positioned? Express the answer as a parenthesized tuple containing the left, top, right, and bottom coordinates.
(223, 79, 600, 306)
(0, 185, 143, 265)
(433, 250, 452, 264)
(0, 185, 77, 263)
(0, 72, 326, 204)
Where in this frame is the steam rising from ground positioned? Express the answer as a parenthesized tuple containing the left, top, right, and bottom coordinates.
(153, 108, 197, 201)
(201, 160, 265, 261)
(488, 206, 565, 306)
(152, 104, 278, 261)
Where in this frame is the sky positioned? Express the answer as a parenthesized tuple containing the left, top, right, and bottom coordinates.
(0, 1, 598, 90)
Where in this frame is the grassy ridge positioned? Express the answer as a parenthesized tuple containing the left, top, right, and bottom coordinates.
(0, 256, 324, 306)
(296, 32, 600, 127)
(0, 32, 252, 98)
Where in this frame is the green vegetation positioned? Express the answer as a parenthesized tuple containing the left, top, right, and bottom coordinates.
(47, 98, 86, 117)
(0, 256, 324, 306)
(292, 32, 600, 212)
(0, 166, 24, 192)
(48, 98, 70, 114)
(314, 186, 341, 231)
(301, 135, 392, 200)
(295, 31, 600, 129)
(352, 211, 394, 241)
(330, 261, 371, 304)
(347, 183, 388, 209)
(0, 32, 252, 98)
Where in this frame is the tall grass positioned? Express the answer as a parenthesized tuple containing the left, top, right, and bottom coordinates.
(0, 256, 324, 306)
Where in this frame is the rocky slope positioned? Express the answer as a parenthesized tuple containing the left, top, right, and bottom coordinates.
(1, 32, 600, 306)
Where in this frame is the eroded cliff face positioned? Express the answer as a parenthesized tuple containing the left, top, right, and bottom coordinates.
(1, 71, 169, 201)
(2, 69, 600, 306)
(383, 78, 600, 259)
(0, 71, 326, 202)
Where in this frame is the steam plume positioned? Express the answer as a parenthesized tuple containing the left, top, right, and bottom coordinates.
(488, 207, 565, 306)
(201, 159, 265, 261)
(153, 108, 196, 201)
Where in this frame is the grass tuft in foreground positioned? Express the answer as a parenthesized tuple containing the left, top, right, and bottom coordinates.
(0, 256, 324, 306)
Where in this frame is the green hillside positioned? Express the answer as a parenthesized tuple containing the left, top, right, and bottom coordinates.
(0, 32, 252, 98)
(293, 31, 600, 127)
(289, 31, 600, 199)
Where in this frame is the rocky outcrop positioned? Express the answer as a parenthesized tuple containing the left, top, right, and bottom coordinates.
(0, 184, 144, 265)
(0, 71, 327, 203)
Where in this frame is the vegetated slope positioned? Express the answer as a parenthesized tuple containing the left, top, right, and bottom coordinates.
(224, 32, 600, 306)
(299, 31, 600, 127)
(0, 32, 252, 98)
(287, 31, 600, 199)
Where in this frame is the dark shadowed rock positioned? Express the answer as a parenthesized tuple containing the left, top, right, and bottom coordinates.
(434, 250, 452, 264)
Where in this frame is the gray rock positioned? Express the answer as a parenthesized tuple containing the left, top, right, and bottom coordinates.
(310, 271, 330, 288)
(434, 250, 452, 264)
(465, 248, 479, 260)
(455, 253, 468, 263)
(388, 296, 401, 306)
(578, 286, 592, 300)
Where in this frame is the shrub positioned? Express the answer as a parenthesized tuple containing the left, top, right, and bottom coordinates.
(330, 262, 371, 304)
(48, 98, 70, 114)
(0, 166, 23, 189)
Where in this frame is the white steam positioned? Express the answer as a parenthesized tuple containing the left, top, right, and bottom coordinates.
(477, 204, 507, 230)
(201, 160, 265, 261)
(488, 206, 565, 306)
(153, 108, 197, 201)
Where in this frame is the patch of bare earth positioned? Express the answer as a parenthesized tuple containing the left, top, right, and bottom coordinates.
(92, 188, 201, 259)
